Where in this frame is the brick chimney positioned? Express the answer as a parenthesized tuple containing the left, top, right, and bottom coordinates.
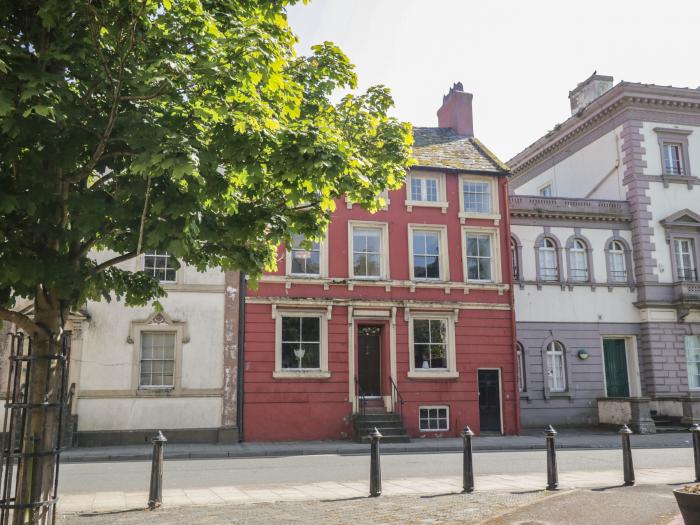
(569, 72, 613, 115)
(437, 82, 474, 137)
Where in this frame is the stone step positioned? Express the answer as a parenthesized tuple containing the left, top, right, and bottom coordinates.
(356, 434, 411, 444)
(353, 427, 409, 437)
(354, 414, 402, 422)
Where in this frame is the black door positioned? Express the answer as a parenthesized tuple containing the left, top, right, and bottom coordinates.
(478, 370, 501, 433)
(358, 326, 381, 396)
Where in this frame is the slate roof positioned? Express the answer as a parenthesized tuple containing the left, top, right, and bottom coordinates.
(412, 127, 509, 174)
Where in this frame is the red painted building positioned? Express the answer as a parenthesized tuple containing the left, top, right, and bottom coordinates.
(243, 83, 518, 442)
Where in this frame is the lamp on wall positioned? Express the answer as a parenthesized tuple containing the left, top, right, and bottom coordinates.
(577, 349, 590, 360)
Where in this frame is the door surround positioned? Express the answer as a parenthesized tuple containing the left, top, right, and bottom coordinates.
(348, 307, 396, 413)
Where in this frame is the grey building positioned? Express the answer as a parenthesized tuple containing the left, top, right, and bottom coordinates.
(508, 74, 700, 432)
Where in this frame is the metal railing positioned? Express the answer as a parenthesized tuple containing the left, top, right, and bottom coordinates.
(389, 377, 404, 419)
(0, 333, 71, 525)
(354, 376, 367, 417)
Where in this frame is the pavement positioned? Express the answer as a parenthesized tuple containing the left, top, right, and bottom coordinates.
(53, 431, 697, 523)
(61, 428, 695, 463)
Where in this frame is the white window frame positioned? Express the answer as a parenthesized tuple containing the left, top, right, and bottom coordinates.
(143, 251, 179, 284)
(418, 405, 450, 432)
(273, 310, 330, 379)
(458, 174, 500, 223)
(546, 341, 567, 393)
(139, 331, 177, 389)
(538, 238, 559, 282)
(538, 183, 553, 197)
(405, 171, 448, 213)
(348, 221, 390, 280)
(461, 226, 502, 284)
(663, 142, 684, 175)
(407, 311, 458, 379)
(608, 240, 628, 283)
(285, 232, 329, 278)
(408, 224, 449, 282)
(568, 239, 589, 282)
(686, 335, 700, 390)
(674, 238, 697, 282)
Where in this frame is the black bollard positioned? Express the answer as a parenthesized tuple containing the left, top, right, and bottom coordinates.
(369, 427, 382, 497)
(691, 424, 700, 482)
(148, 430, 168, 509)
(619, 424, 635, 486)
(462, 426, 475, 493)
(545, 425, 558, 490)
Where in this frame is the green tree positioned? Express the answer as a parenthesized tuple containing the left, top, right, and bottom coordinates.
(0, 0, 412, 520)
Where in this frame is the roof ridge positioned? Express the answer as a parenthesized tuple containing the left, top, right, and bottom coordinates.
(469, 136, 510, 172)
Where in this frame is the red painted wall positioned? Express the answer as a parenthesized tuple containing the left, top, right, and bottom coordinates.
(243, 172, 517, 441)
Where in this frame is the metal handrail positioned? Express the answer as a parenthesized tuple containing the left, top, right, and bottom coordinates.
(389, 376, 405, 419)
(354, 376, 367, 417)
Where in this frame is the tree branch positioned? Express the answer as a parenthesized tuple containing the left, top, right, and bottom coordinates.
(93, 250, 138, 273)
(0, 307, 46, 336)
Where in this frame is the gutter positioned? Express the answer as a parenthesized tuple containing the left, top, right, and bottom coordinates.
(236, 272, 246, 442)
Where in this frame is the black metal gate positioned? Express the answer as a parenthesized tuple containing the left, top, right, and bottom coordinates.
(0, 333, 71, 524)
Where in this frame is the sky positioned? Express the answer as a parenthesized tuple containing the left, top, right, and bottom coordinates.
(287, 0, 700, 162)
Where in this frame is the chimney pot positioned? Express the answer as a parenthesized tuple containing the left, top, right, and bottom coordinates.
(437, 82, 474, 137)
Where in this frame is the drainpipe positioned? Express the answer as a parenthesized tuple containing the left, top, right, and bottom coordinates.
(504, 177, 522, 435)
(237, 272, 246, 442)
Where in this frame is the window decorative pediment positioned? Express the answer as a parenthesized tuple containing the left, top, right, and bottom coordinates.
(660, 209, 700, 240)
(126, 310, 189, 344)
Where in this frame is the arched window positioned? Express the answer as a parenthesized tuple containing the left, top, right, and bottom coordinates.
(516, 342, 526, 393)
(608, 240, 627, 283)
(569, 239, 589, 282)
(538, 238, 559, 281)
(511, 237, 520, 281)
(546, 341, 567, 392)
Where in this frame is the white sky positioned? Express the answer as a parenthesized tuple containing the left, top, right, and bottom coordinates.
(287, 0, 700, 162)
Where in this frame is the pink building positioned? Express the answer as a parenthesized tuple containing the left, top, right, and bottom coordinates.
(242, 84, 519, 442)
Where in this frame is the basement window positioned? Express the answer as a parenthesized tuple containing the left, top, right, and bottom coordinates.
(419, 406, 449, 431)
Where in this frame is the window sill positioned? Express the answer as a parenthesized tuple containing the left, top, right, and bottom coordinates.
(136, 387, 176, 396)
(405, 200, 448, 213)
(458, 212, 501, 224)
(273, 370, 331, 379)
(660, 173, 698, 189)
(408, 371, 459, 380)
(546, 392, 573, 399)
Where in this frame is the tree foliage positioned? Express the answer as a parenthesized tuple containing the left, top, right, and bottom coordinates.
(0, 0, 412, 331)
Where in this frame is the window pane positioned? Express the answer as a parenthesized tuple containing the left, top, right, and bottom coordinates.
(301, 317, 320, 342)
(686, 336, 700, 389)
(425, 256, 440, 278)
(365, 254, 381, 276)
(282, 317, 300, 342)
(429, 319, 446, 343)
(413, 320, 430, 343)
(411, 178, 422, 200)
(425, 179, 438, 201)
(424, 233, 439, 255)
(300, 343, 320, 368)
(478, 258, 492, 281)
(281, 343, 298, 369)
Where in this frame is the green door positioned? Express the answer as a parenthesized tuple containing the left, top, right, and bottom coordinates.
(603, 339, 630, 398)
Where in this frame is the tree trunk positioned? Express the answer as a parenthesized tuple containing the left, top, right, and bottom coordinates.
(13, 292, 65, 525)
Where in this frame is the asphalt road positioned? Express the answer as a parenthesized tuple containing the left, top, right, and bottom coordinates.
(57, 446, 695, 494)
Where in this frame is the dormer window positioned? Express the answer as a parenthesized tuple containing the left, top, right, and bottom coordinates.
(539, 184, 553, 197)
